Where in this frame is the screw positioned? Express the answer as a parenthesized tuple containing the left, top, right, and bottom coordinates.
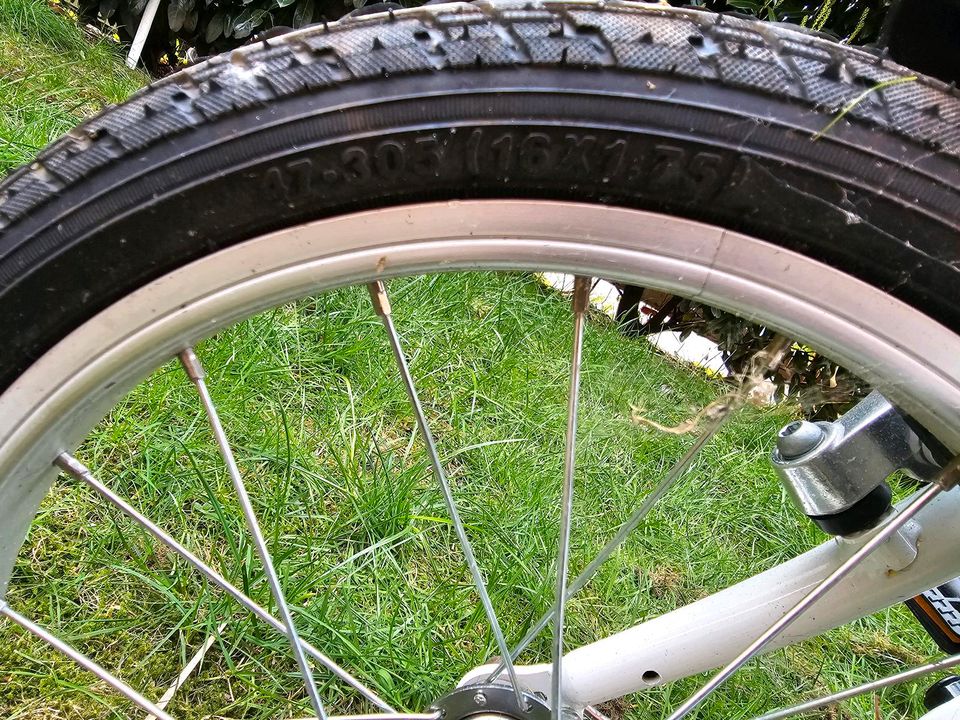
(473, 692, 487, 707)
(776, 420, 825, 460)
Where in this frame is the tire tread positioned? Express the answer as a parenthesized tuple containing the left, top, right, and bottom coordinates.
(1, 0, 959, 232)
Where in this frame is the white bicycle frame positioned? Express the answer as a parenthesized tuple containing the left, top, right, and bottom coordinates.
(459, 485, 960, 709)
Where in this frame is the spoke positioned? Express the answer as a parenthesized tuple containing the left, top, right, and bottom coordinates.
(0, 601, 175, 720)
(367, 281, 526, 709)
(54, 453, 392, 711)
(487, 335, 793, 682)
(752, 651, 960, 720)
(552, 277, 590, 720)
(666, 478, 953, 720)
(179, 348, 327, 720)
(487, 408, 730, 682)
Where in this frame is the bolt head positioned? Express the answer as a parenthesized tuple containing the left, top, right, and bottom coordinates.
(777, 420, 825, 459)
(473, 692, 487, 707)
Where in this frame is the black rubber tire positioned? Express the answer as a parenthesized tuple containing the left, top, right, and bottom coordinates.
(1, 0, 959, 392)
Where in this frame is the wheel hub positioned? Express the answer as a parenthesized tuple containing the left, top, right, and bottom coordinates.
(431, 684, 550, 720)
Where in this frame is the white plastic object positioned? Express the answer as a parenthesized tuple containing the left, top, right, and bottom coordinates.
(125, 0, 161, 69)
(920, 694, 960, 720)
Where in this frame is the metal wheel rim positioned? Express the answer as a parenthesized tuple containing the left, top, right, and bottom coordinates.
(2, 200, 959, 591)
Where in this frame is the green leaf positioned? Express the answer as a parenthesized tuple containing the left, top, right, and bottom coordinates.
(292, 0, 314, 27)
(724, 0, 765, 10)
(183, 8, 198, 32)
(168, 1, 187, 31)
(233, 7, 268, 38)
(252, 7, 270, 27)
(131, 0, 149, 16)
(99, 0, 118, 18)
(205, 11, 225, 42)
(232, 7, 254, 36)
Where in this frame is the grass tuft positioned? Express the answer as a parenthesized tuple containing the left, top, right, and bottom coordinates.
(0, 0, 145, 176)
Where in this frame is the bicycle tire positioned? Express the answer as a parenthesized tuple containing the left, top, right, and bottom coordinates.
(0, 0, 958, 394)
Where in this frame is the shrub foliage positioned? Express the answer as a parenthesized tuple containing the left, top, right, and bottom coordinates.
(73, 0, 889, 76)
(75, 0, 362, 73)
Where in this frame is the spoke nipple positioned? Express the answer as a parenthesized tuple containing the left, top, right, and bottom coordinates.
(776, 420, 824, 460)
(178, 348, 206, 382)
(473, 692, 487, 707)
(934, 455, 960, 490)
(367, 281, 392, 317)
(572, 276, 591, 314)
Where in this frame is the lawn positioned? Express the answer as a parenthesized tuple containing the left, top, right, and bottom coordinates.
(0, 2, 942, 719)
(0, 0, 144, 173)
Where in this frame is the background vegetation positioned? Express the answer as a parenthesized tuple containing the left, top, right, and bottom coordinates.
(0, 0, 144, 173)
(62, 0, 893, 76)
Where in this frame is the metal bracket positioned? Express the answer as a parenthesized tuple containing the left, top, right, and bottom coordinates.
(771, 391, 942, 520)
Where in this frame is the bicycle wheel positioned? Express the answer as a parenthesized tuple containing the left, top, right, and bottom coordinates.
(1, 1, 959, 718)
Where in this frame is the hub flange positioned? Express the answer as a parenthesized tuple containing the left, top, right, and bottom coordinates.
(431, 684, 550, 720)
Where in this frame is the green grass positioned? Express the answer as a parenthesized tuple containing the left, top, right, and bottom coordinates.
(0, 272, 940, 720)
(0, 3, 943, 719)
(0, 0, 145, 175)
